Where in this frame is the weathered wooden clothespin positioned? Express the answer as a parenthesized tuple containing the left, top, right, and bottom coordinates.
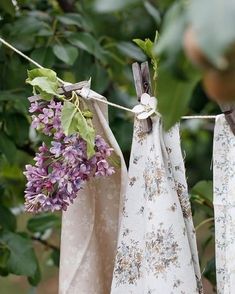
(132, 61, 152, 133)
(28, 80, 89, 102)
(219, 103, 235, 135)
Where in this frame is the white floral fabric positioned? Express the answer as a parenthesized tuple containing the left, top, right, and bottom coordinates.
(111, 116, 203, 294)
(59, 100, 127, 294)
(213, 114, 235, 294)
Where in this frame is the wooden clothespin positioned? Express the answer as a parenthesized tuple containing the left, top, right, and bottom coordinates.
(28, 80, 89, 102)
(219, 102, 235, 135)
(132, 61, 152, 133)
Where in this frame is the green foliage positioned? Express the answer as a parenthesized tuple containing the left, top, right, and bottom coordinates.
(191, 180, 213, 203)
(157, 63, 200, 130)
(0, 131, 17, 164)
(133, 32, 158, 87)
(191, 180, 213, 215)
(0, 0, 226, 290)
(26, 68, 62, 100)
(0, 230, 39, 282)
(203, 258, 216, 286)
(27, 214, 61, 234)
(0, 205, 16, 232)
(61, 100, 96, 158)
(155, 2, 186, 62)
(67, 32, 107, 62)
(52, 44, 79, 66)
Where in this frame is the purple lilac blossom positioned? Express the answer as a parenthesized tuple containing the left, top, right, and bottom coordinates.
(24, 99, 114, 213)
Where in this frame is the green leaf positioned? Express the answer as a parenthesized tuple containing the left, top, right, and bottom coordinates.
(188, 0, 235, 69)
(27, 77, 58, 99)
(191, 180, 213, 202)
(116, 42, 146, 61)
(0, 231, 38, 277)
(144, 1, 161, 25)
(57, 13, 83, 27)
(28, 263, 41, 286)
(133, 38, 154, 59)
(27, 68, 58, 82)
(133, 33, 159, 89)
(5, 17, 50, 51)
(94, 0, 141, 12)
(0, 131, 17, 164)
(26, 68, 62, 100)
(27, 214, 61, 233)
(30, 47, 55, 68)
(61, 101, 77, 136)
(67, 32, 106, 63)
(74, 111, 95, 158)
(52, 44, 78, 66)
(61, 101, 95, 158)
(0, 243, 10, 268)
(157, 63, 200, 130)
(0, 205, 16, 232)
(5, 113, 29, 146)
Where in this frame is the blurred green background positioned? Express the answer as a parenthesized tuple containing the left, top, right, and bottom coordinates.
(0, 0, 220, 293)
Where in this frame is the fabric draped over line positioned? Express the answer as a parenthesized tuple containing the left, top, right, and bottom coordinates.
(110, 116, 203, 294)
(213, 115, 235, 294)
(59, 103, 203, 294)
(59, 100, 127, 294)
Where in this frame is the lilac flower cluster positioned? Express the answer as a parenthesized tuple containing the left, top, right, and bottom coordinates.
(24, 99, 114, 213)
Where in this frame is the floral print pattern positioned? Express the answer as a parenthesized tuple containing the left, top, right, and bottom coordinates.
(213, 115, 235, 294)
(145, 224, 181, 277)
(111, 116, 203, 294)
(114, 240, 143, 286)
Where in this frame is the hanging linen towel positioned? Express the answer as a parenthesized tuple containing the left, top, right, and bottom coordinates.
(59, 100, 127, 294)
(111, 115, 203, 294)
(213, 114, 235, 294)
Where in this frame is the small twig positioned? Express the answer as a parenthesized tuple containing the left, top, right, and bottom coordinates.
(31, 236, 59, 251)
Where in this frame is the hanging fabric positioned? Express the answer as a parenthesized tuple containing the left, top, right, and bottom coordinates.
(59, 99, 127, 294)
(110, 115, 203, 294)
(213, 114, 235, 294)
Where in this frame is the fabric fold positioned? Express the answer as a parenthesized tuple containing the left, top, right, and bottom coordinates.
(111, 116, 203, 294)
(213, 114, 235, 294)
(59, 100, 127, 294)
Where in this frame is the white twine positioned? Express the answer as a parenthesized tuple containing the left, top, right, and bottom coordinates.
(0, 37, 218, 120)
(182, 115, 217, 120)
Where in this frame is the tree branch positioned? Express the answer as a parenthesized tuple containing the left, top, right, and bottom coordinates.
(31, 236, 59, 251)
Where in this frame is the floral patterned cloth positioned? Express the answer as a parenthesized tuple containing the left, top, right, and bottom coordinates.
(59, 100, 127, 294)
(111, 116, 203, 294)
(213, 115, 235, 294)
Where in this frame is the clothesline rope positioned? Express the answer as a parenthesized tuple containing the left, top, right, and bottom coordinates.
(0, 37, 217, 120)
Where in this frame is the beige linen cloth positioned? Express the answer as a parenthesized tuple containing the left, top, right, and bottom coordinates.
(59, 100, 127, 294)
(110, 116, 203, 294)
